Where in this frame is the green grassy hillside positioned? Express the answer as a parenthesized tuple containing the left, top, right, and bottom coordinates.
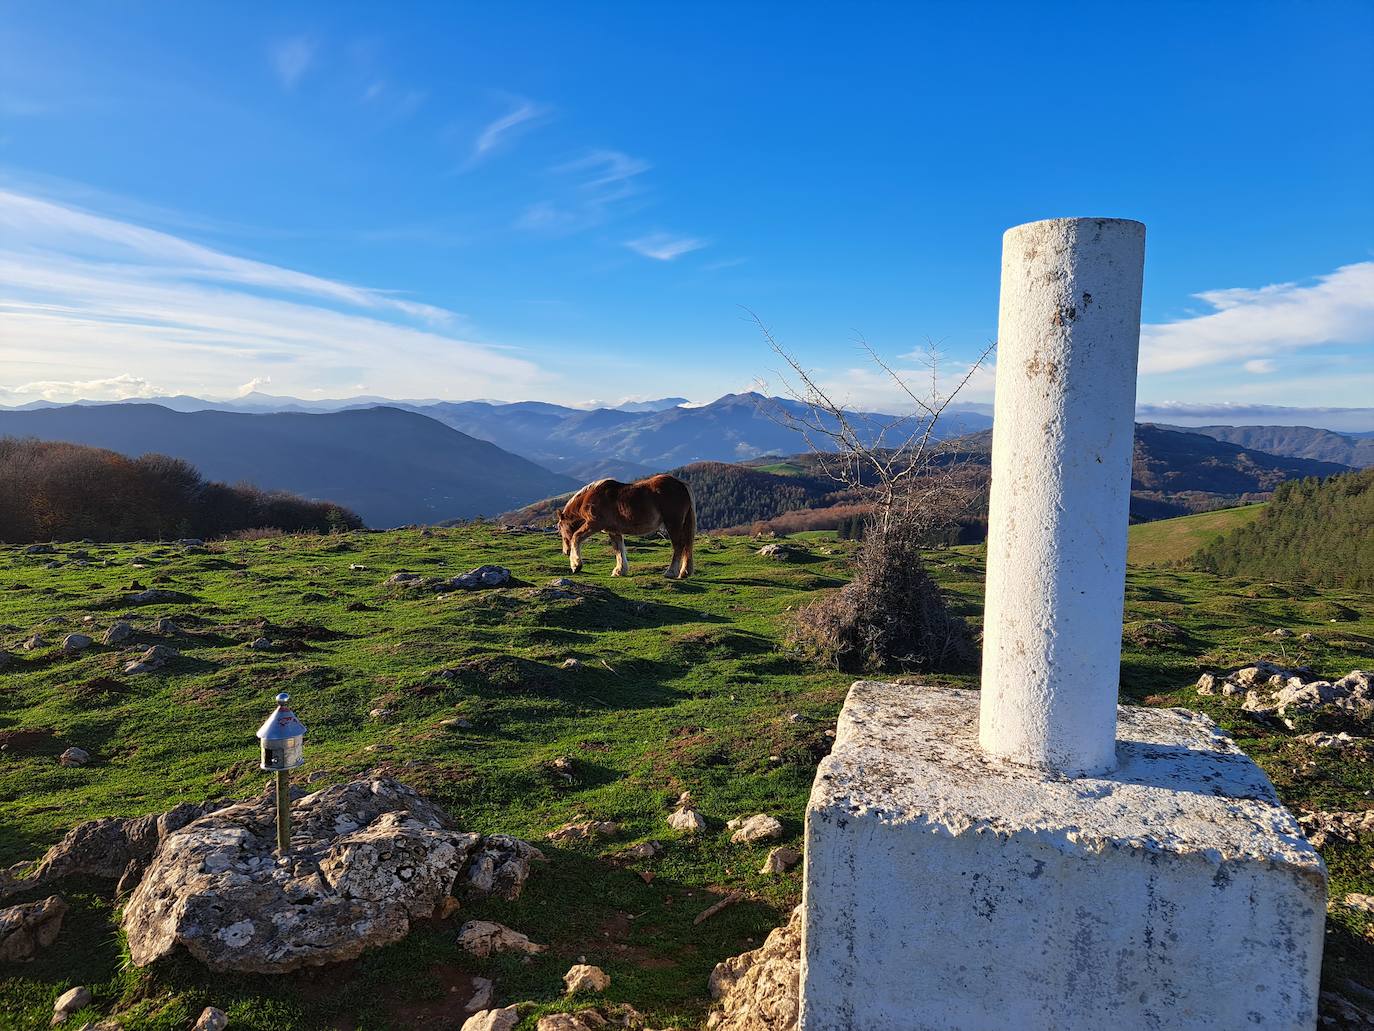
(1, 529, 1371, 1029)
(1126, 503, 1265, 566)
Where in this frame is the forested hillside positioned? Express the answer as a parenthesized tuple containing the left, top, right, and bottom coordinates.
(1193, 469, 1374, 590)
(0, 439, 362, 543)
(1163, 424, 1374, 468)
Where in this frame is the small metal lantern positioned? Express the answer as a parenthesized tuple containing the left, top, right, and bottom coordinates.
(256, 692, 306, 852)
(257, 692, 306, 771)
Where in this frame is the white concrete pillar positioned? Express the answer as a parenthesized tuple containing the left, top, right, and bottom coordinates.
(978, 217, 1146, 776)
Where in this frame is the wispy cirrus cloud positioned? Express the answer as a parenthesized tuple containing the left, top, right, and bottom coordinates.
(625, 232, 708, 262)
(0, 187, 546, 403)
(269, 36, 318, 90)
(1139, 261, 1374, 374)
(516, 149, 651, 234)
(468, 96, 548, 165)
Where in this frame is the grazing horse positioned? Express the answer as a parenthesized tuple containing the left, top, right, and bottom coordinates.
(558, 474, 696, 578)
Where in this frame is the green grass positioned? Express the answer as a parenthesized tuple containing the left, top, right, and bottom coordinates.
(1, 528, 1371, 1029)
(1126, 503, 1266, 566)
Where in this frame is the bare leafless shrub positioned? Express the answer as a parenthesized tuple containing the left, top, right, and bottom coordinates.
(750, 313, 992, 672)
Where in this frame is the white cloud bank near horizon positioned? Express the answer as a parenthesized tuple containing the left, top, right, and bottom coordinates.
(0, 187, 546, 404)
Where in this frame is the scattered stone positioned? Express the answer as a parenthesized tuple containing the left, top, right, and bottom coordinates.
(535, 1008, 652, 1031)
(706, 906, 801, 1030)
(1301, 632, 1317, 642)
(548, 756, 576, 779)
(728, 814, 783, 845)
(1319, 991, 1374, 1030)
(22, 634, 49, 651)
(756, 543, 799, 561)
(1336, 893, 1374, 915)
(1299, 809, 1374, 849)
(463, 1007, 520, 1031)
(456, 920, 546, 957)
(667, 807, 706, 834)
(24, 543, 55, 555)
(248, 637, 273, 650)
(453, 565, 512, 589)
(121, 778, 540, 972)
(621, 841, 661, 861)
(1271, 628, 1294, 638)
(60, 634, 93, 654)
(759, 846, 801, 874)
(1197, 663, 1371, 727)
(153, 617, 179, 635)
(178, 538, 205, 548)
(548, 820, 619, 842)
(58, 748, 90, 768)
(193, 1007, 228, 1031)
(465, 976, 494, 1013)
(386, 572, 424, 587)
(1297, 731, 1359, 750)
(127, 589, 193, 605)
(122, 645, 177, 675)
(440, 717, 474, 730)
(561, 658, 584, 670)
(101, 621, 134, 646)
(348, 563, 369, 571)
(0, 895, 67, 961)
(564, 963, 611, 994)
(51, 985, 92, 1025)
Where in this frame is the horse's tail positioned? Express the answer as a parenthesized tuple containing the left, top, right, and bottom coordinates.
(681, 481, 697, 576)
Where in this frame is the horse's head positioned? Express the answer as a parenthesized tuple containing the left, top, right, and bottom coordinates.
(557, 509, 574, 554)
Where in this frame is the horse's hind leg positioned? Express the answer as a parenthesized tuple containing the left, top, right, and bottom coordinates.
(609, 533, 628, 576)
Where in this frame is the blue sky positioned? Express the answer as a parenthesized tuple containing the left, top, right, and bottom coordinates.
(1, 1, 1371, 423)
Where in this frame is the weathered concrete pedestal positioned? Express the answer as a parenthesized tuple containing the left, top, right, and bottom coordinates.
(801, 681, 1327, 1029)
(798, 218, 1326, 1029)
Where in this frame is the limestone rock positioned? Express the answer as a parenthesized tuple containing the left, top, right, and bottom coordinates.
(727, 814, 783, 845)
(248, 637, 272, 650)
(465, 976, 494, 1013)
(548, 820, 619, 842)
(52, 985, 92, 1026)
(759, 846, 800, 874)
(667, 808, 706, 834)
(462, 834, 546, 898)
(1337, 893, 1374, 915)
(0, 799, 229, 901)
(620, 841, 661, 860)
(153, 617, 179, 635)
(1299, 808, 1374, 848)
(756, 544, 798, 561)
(456, 920, 546, 957)
(59, 747, 90, 768)
(1197, 663, 1371, 727)
(101, 621, 134, 646)
(193, 1007, 228, 1031)
(535, 1007, 653, 1031)
(706, 905, 801, 1030)
(22, 634, 49, 651)
(565, 963, 611, 994)
(453, 565, 512, 589)
(122, 778, 539, 972)
(0, 895, 67, 961)
(463, 1008, 520, 1031)
(61, 633, 93, 654)
(127, 589, 192, 605)
(24, 543, 55, 555)
(123, 644, 177, 675)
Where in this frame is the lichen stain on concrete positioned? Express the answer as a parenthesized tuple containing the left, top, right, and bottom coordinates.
(1024, 352, 1060, 383)
(1052, 304, 1078, 326)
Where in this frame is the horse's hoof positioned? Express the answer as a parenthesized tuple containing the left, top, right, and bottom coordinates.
(612, 569, 625, 577)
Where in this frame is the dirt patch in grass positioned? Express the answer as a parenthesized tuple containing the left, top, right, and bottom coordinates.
(0, 727, 58, 755)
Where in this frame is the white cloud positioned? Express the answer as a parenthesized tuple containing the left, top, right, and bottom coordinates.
(0, 374, 163, 403)
(1135, 401, 1374, 433)
(237, 376, 272, 396)
(270, 37, 317, 90)
(1243, 358, 1277, 374)
(1140, 261, 1374, 374)
(626, 232, 707, 261)
(517, 150, 651, 234)
(0, 187, 547, 403)
(470, 97, 546, 164)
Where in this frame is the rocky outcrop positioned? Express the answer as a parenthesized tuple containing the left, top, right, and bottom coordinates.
(457, 920, 546, 957)
(464, 1008, 520, 1031)
(1197, 664, 1371, 728)
(121, 778, 541, 973)
(706, 906, 802, 1030)
(0, 895, 67, 961)
(1299, 808, 1374, 848)
(0, 799, 230, 901)
(564, 963, 611, 994)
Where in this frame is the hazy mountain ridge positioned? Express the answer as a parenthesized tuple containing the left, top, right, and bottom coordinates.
(0, 405, 577, 527)
(1157, 424, 1374, 469)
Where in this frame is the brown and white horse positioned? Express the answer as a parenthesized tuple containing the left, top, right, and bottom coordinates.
(557, 474, 696, 578)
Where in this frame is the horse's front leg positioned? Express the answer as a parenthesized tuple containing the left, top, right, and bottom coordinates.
(569, 525, 596, 573)
(608, 533, 628, 576)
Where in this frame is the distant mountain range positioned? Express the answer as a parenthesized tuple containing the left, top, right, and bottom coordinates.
(0, 405, 577, 527)
(1155, 424, 1374, 469)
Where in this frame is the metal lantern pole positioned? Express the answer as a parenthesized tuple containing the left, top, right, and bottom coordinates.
(256, 691, 307, 854)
